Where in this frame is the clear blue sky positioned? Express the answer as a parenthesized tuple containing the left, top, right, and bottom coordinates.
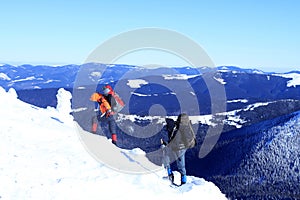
(0, 0, 299, 72)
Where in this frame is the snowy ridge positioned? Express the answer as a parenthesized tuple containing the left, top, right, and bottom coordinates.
(273, 73, 300, 87)
(162, 74, 199, 80)
(127, 79, 148, 88)
(11, 76, 36, 83)
(227, 99, 248, 103)
(0, 73, 11, 81)
(213, 76, 226, 85)
(0, 87, 227, 200)
(117, 101, 279, 129)
(217, 66, 265, 74)
(131, 91, 176, 97)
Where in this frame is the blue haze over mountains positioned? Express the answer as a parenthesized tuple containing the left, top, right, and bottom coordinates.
(1, 63, 300, 199)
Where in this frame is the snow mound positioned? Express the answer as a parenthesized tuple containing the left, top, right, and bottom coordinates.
(0, 87, 227, 200)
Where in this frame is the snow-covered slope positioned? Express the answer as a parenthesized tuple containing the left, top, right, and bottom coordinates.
(0, 87, 227, 200)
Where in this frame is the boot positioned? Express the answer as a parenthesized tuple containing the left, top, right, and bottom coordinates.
(181, 174, 187, 185)
(112, 133, 117, 145)
(168, 173, 174, 182)
(91, 122, 97, 134)
(167, 168, 174, 182)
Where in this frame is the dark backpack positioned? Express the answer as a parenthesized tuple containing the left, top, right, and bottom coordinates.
(169, 113, 196, 150)
(176, 113, 196, 149)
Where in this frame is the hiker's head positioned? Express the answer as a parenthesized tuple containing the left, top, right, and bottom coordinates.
(165, 118, 176, 129)
(103, 85, 113, 96)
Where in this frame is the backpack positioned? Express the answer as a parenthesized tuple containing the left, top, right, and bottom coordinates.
(103, 85, 125, 113)
(169, 113, 196, 150)
(176, 113, 196, 149)
(110, 91, 125, 113)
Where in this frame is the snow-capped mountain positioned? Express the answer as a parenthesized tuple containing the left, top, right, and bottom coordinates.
(0, 87, 227, 200)
(217, 66, 267, 74)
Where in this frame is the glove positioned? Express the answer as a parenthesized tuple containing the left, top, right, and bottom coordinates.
(161, 139, 167, 146)
(106, 110, 115, 117)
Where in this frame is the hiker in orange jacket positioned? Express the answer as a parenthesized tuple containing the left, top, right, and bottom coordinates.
(90, 91, 118, 145)
(90, 85, 124, 145)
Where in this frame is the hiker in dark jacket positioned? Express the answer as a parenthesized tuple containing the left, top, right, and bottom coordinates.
(161, 113, 196, 185)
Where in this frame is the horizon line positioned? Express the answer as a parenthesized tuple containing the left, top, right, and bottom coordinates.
(0, 61, 298, 73)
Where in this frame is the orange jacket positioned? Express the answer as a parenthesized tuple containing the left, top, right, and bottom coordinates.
(90, 92, 111, 114)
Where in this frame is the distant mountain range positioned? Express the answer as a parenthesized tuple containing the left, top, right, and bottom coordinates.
(1, 63, 299, 90)
(1, 63, 299, 111)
